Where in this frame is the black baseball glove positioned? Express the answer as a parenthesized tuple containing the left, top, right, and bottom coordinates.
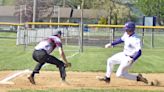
(65, 62, 71, 67)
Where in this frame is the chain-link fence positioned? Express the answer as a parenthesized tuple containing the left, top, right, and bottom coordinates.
(0, 23, 164, 53)
(16, 26, 81, 52)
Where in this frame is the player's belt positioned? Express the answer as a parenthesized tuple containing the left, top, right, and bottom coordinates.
(125, 54, 133, 58)
(35, 49, 45, 51)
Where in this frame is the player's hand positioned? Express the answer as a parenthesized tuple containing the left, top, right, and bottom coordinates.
(65, 62, 71, 67)
(105, 43, 112, 48)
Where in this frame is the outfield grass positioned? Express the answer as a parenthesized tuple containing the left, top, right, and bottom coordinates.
(3, 0, 15, 5)
(1, 31, 164, 92)
(0, 32, 164, 73)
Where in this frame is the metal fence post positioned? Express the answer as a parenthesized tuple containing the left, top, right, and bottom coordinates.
(80, 0, 84, 52)
(151, 28, 154, 48)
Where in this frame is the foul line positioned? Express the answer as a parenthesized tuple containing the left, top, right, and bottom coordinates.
(0, 52, 79, 84)
(66, 52, 79, 59)
(0, 69, 30, 84)
(43, 52, 79, 67)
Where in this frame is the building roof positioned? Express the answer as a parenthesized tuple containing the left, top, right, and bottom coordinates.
(50, 8, 107, 18)
(0, 6, 107, 19)
(38, 7, 108, 19)
(0, 6, 15, 16)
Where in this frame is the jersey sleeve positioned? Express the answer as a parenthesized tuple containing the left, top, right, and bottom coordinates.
(132, 49, 142, 61)
(49, 36, 62, 48)
(134, 38, 141, 51)
(56, 40, 62, 48)
(111, 38, 124, 46)
(132, 38, 142, 61)
(53, 37, 62, 48)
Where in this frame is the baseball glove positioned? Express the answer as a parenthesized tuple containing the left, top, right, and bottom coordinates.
(65, 62, 71, 67)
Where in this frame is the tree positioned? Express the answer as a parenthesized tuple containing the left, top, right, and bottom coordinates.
(14, 0, 133, 24)
(135, 0, 164, 25)
(66, 0, 96, 9)
(91, 0, 131, 24)
(14, 0, 59, 22)
(14, 0, 89, 22)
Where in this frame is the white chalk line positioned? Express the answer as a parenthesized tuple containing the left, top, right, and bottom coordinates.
(0, 69, 31, 84)
(43, 52, 79, 67)
(66, 52, 79, 59)
(0, 52, 79, 84)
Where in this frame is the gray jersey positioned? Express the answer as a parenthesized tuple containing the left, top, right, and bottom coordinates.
(35, 36, 62, 54)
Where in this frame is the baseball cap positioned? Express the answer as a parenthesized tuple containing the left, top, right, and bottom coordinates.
(53, 30, 62, 36)
(123, 21, 136, 31)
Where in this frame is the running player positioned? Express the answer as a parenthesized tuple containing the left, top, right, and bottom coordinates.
(98, 22, 148, 84)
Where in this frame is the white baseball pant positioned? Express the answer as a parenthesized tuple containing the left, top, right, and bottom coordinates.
(105, 52, 137, 80)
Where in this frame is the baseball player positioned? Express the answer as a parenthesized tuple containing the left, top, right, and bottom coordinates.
(98, 21, 148, 84)
(28, 30, 71, 85)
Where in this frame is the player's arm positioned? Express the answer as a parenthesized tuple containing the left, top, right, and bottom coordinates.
(127, 50, 142, 65)
(54, 38, 68, 64)
(131, 49, 142, 61)
(105, 38, 124, 48)
(58, 45, 71, 67)
(130, 39, 142, 62)
(58, 47, 68, 64)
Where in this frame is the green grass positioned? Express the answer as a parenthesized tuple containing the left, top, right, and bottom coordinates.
(3, 0, 15, 5)
(1, 31, 164, 92)
(0, 32, 164, 73)
(9, 89, 162, 92)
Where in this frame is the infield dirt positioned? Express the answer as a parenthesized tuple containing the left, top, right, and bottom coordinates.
(0, 71, 164, 92)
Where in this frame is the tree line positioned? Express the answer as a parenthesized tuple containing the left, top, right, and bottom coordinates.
(13, 0, 163, 25)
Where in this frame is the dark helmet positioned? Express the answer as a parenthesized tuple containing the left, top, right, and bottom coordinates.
(123, 21, 136, 31)
(53, 30, 62, 36)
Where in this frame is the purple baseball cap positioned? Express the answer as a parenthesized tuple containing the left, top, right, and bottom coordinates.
(123, 21, 136, 31)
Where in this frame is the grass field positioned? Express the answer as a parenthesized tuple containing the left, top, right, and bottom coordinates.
(0, 32, 164, 72)
(3, 0, 15, 5)
(1, 32, 164, 92)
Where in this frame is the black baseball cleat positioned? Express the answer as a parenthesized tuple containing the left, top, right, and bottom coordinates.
(137, 74, 148, 84)
(98, 76, 110, 83)
(28, 76, 35, 85)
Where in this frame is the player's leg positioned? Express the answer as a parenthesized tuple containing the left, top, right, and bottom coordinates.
(136, 73, 148, 84)
(44, 55, 66, 81)
(28, 62, 45, 84)
(116, 63, 137, 80)
(116, 63, 148, 84)
(31, 62, 45, 77)
(28, 50, 46, 84)
(116, 55, 148, 84)
(99, 52, 122, 83)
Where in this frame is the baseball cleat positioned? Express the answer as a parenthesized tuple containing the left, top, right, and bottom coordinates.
(28, 76, 35, 85)
(97, 76, 110, 83)
(149, 79, 160, 86)
(137, 74, 148, 84)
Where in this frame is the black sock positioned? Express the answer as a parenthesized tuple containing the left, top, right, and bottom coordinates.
(31, 72, 35, 77)
(59, 66, 66, 81)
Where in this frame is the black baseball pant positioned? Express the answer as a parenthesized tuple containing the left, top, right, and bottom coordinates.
(32, 49, 66, 80)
